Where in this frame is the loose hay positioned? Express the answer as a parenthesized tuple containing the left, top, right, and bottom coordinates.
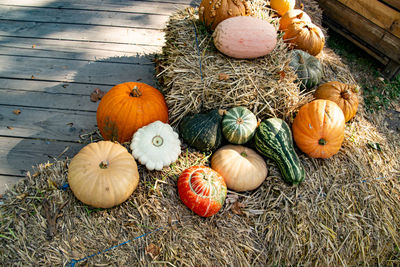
(2, 1, 400, 266)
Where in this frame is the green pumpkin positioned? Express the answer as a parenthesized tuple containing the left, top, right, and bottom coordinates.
(222, 107, 258, 144)
(254, 118, 305, 185)
(179, 109, 223, 152)
(289, 49, 323, 90)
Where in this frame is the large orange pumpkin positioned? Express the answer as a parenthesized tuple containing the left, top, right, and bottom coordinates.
(283, 21, 325, 56)
(96, 82, 168, 143)
(198, 0, 251, 30)
(314, 81, 359, 122)
(279, 9, 312, 31)
(292, 99, 345, 158)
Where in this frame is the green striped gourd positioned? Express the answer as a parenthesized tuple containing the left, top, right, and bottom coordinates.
(179, 109, 223, 152)
(222, 107, 257, 144)
(254, 118, 305, 184)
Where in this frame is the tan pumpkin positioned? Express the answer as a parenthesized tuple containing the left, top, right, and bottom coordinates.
(292, 99, 345, 159)
(211, 145, 268, 192)
(213, 16, 277, 59)
(270, 0, 296, 16)
(279, 9, 312, 31)
(314, 81, 360, 122)
(283, 21, 325, 56)
(68, 141, 139, 208)
(198, 0, 251, 30)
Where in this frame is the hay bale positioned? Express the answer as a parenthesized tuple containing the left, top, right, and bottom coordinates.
(157, 2, 308, 127)
(1, 1, 400, 266)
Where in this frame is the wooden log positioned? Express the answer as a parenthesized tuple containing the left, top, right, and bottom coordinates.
(318, 0, 400, 64)
(337, 0, 400, 39)
(379, 0, 400, 11)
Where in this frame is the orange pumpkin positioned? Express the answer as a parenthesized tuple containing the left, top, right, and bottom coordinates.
(279, 9, 312, 31)
(292, 99, 345, 158)
(314, 81, 359, 122)
(96, 82, 168, 143)
(283, 21, 325, 56)
(199, 0, 251, 30)
(270, 0, 296, 16)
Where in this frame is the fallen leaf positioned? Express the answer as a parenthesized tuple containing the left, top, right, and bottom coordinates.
(12, 109, 21, 115)
(231, 201, 245, 216)
(90, 88, 106, 102)
(16, 193, 28, 200)
(278, 70, 286, 80)
(31, 75, 35, 79)
(367, 142, 382, 151)
(145, 243, 160, 259)
(7, 126, 13, 130)
(218, 73, 229, 81)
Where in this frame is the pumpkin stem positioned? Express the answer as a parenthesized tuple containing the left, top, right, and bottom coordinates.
(152, 135, 164, 147)
(129, 86, 142, 97)
(99, 160, 109, 169)
(240, 151, 247, 158)
(236, 118, 244, 125)
(341, 90, 351, 100)
(299, 54, 305, 65)
(318, 138, 327, 146)
(218, 109, 227, 116)
(352, 85, 360, 93)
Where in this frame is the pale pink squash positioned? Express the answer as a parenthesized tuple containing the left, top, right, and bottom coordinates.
(213, 16, 277, 59)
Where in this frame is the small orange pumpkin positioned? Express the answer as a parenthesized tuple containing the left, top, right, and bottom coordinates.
(279, 9, 312, 31)
(270, 0, 296, 16)
(198, 0, 251, 30)
(314, 81, 360, 122)
(292, 99, 345, 158)
(283, 21, 325, 56)
(96, 82, 168, 143)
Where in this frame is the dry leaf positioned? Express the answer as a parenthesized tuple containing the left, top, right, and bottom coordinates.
(16, 193, 28, 200)
(7, 126, 13, 130)
(218, 73, 229, 81)
(145, 243, 160, 259)
(278, 71, 286, 80)
(231, 201, 245, 216)
(31, 75, 35, 79)
(12, 109, 21, 115)
(90, 88, 106, 102)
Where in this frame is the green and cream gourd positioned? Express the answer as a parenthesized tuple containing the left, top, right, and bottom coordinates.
(222, 107, 258, 144)
(254, 118, 305, 184)
(179, 109, 223, 152)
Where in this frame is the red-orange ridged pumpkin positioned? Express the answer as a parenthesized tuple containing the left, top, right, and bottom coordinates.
(177, 166, 227, 217)
(96, 82, 168, 143)
(314, 81, 359, 122)
(292, 99, 345, 158)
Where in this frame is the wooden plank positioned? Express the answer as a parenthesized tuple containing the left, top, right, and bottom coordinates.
(0, 5, 170, 30)
(0, 79, 112, 94)
(338, 0, 400, 39)
(383, 59, 400, 79)
(0, 89, 100, 111)
(0, 37, 161, 58)
(318, 0, 400, 63)
(0, 105, 97, 141)
(0, 20, 165, 46)
(0, 136, 84, 176)
(0, 0, 192, 12)
(0, 175, 25, 194)
(0, 54, 157, 85)
(380, 0, 400, 11)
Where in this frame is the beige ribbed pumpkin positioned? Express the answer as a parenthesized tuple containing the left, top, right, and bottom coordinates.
(211, 145, 268, 192)
(68, 141, 139, 208)
(279, 9, 312, 31)
(283, 21, 325, 56)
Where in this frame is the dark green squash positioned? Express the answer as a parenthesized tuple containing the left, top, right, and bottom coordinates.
(222, 107, 258, 144)
(289, 49, 322, 90)
(179, 109, 223, 152)
(254, 118, 305, 185)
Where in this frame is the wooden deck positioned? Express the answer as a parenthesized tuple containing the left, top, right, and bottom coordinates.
(0, 0, 196, 194)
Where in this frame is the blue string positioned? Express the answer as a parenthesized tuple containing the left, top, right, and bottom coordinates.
(66, 225, 164, 266)
(60, 183, 69, 190)
(192, 21, 203, 81)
